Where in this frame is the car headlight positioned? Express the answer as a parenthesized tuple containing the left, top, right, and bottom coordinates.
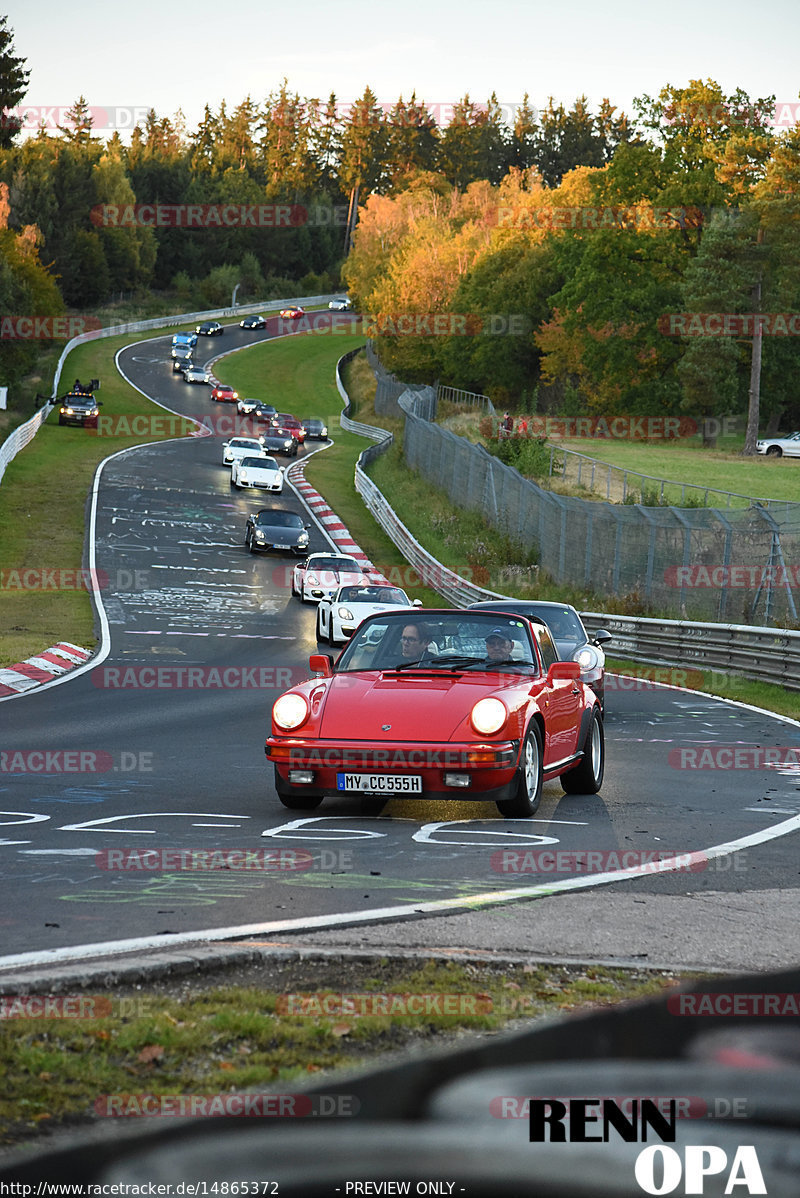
(273, 693, 309, 731)
(254, 530, 266, 540)
(470, 697, 507, 735)
(320, 427, 327, 437)
(298, 533, 309, 545)
(574, 645, 600, 671)
(306, 573, 317, 586)
(338, 607, 354, 620)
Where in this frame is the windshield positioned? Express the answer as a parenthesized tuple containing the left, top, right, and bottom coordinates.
(241, 457, 275, 468)
(307, 557, 361, 573)
(256, 511, 303, 528)
(335, 612, 538, 674)
(338, 586, 406, 604)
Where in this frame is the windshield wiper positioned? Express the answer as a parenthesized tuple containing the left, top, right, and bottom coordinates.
(387, 654, 479, 672)
(461, 657, 527, 670)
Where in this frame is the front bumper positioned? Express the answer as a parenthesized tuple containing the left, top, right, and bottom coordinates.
(267, 738, 522, 802)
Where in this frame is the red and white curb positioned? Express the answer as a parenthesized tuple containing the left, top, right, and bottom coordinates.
(286, 459, 389, 583)
(0, 642, 92, 697)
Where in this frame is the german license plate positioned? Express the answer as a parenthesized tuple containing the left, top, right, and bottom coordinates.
(336, 773, 423, 794)
(275, 543, 291, 550)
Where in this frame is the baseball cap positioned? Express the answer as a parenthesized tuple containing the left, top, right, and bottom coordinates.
(485, 627, 512, 640)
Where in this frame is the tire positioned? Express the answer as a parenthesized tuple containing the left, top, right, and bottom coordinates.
(277, 791, 323, 811)
(766, 446, 782, 457)
(497, 722, 543, 818)
(561, 708, 605, 794)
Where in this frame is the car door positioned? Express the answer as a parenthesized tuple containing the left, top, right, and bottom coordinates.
(532, 625, 582, 766)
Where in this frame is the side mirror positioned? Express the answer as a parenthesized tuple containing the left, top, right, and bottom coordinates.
(304, 524, 311, 531)
(412, 599, 423, 607)
(309, 654, 332, 677)
(95, 400, 103, 406)
(546, 660, 581, 684)
(594, 630, 613, 646)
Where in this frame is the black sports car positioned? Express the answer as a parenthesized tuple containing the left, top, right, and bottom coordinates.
(244, 508, 310, 555)
(196, 321, 224, 336)
(301, 418, 329, 440)
(240, 314, 267, 330)
(260, 431, 298, 457)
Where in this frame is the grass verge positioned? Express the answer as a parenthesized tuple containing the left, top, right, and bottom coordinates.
(0, 958, 683, 1149)
(0, 334, 198, 667)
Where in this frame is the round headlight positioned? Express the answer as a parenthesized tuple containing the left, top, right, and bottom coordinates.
(273, 693, 309, 731)
(574, 646, 600, 671)
(470, 697, 507, 735)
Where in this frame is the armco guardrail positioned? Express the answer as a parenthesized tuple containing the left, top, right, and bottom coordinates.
(338, 349, 800, 692)
(579, 611, 800, 692)
(0, 294, 337, 488)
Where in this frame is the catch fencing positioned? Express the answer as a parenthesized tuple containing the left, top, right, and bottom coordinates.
(546, 443, 786, 511)
(340, 350, 800, 689)
(357, 352, 800, 628)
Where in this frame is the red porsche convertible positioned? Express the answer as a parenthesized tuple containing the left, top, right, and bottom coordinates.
(265, 609, 604, 818)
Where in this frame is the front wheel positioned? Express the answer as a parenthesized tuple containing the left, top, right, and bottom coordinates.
(561, 708, 604, 794)
(497, 722, 543, 818)
(277, 791, 323, 810)
(766, 446, 782, 457)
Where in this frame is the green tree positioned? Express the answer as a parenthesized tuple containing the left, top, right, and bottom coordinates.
(0, 15, 29, 148)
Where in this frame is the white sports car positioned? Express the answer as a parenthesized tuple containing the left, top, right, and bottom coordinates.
(756, 432, 800, 458)
(315, 584, 421, 645)
(231, 455, 284, 491)
(291, 553, 371, 604)
(222, 437, 265, 466)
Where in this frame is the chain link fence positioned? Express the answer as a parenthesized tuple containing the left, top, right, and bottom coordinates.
(364, 349, 800, 627)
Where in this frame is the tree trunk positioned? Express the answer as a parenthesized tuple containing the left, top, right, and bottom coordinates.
(742, 229, 764, 457)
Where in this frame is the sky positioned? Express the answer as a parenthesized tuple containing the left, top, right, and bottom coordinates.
(5, 0, 800, 141)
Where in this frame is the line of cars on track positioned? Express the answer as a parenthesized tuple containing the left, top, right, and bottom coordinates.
(168, 312, 612, 819)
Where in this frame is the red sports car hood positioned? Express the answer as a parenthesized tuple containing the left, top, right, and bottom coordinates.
(317, 671, 529, 741)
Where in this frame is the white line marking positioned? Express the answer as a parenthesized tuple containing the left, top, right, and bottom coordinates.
(2, 813, 799, 971)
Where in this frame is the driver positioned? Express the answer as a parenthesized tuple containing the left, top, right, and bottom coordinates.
(400, 622, 432, 662)
(484, 628, 515, 663)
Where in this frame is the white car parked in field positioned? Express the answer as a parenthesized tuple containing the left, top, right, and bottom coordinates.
(756, 432, 800, 458)
(230, 455, 284, 491)
(222, 437, 265, 466)
(315, 584, 421, 645)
